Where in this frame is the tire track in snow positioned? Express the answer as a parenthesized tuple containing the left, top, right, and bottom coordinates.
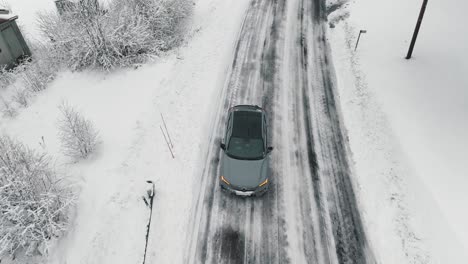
(302, 1, 376, 262)
(184, 0, 288, 263)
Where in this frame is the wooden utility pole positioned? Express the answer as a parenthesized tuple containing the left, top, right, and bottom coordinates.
(406, 0, 429, 59)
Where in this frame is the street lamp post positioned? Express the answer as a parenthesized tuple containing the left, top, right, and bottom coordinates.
(354, 30, 367, 51)
(406, 0, 429, 59)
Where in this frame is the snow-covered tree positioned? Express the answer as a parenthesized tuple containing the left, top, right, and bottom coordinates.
(37, 0, 193, 70)
(58, 103, 100, 160)
(0, 135, 74, 257)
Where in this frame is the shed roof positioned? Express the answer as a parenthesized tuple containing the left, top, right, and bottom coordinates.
(0, 13, 17, 24)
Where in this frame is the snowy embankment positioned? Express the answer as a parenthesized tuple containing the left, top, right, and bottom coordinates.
(1, 0, 249, 263)
(328, 0, 468, 263)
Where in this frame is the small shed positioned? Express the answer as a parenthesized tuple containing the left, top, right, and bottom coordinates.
(0, 10, 31, 70)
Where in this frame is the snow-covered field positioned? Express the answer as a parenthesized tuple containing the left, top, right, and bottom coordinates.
(328, 0, 468, 263)
(1, 0, 467, 263)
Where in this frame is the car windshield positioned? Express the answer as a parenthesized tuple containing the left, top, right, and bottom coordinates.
(226, 111, 265, 160)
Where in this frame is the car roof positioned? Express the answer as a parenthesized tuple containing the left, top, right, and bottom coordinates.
(230, 110, 263, 139)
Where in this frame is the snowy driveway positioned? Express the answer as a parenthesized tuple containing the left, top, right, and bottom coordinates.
(184, 0, 375, 263)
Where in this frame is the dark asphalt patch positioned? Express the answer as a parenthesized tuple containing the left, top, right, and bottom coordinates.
(219, 227, 246, 264)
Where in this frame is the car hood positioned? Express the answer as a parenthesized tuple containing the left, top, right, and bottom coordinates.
(221, 153, 268, 189)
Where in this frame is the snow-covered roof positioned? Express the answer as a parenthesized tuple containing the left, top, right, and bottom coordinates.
(0, 12, 17, 24)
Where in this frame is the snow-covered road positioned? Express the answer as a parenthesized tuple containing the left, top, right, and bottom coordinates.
(184, 0, 375, 263)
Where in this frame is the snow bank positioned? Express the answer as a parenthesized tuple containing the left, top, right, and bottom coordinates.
(328, 0, 468, 263)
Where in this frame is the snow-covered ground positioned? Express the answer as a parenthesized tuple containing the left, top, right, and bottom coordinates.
(328, 0, 468, 263)
(1, 0, 250, 263)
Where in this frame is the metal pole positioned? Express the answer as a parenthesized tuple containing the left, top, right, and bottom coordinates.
(142, 181, 155, 264)
(406, 0, 429, 59)
(160, 113, 174, 148)
(160, 126, 175, 159)
(354, 30, 367, 51)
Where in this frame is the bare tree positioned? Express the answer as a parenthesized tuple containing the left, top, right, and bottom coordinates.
(58, 102, 100, 160)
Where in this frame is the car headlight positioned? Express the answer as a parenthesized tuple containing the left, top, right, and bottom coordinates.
(220, 176, 230, 185)
(258, 179, 268, 187)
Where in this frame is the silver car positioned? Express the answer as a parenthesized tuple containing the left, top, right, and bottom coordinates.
(219, 105, 273, 196)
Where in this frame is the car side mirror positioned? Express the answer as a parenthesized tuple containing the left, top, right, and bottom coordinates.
(220, 143, 226, 150)
(267, 146, 274, 153)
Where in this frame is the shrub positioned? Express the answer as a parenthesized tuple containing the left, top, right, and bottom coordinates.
(0, 97, 17, 118)
(0, 135, 74, 257)
(19, 45, 59, 93)
(11, 87, 30, 107)
(37, 0, 193, 70)
(58, 103, 100, 160)
(1, 43, 58, 97)
(0, 67, 16, 89)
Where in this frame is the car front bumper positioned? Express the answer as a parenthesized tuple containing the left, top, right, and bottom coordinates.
(220, 181, 269, 197)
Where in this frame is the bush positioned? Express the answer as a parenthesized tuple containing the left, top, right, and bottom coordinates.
(58, 103, 100, 160)
(0, 53, 57, 118)
(11, 87, 30, 107)
(19, 47, 59, 93)
(0, 43, 58, 101)
(0, 135, 74, 257)
(0, 68, 16, 89)
(0, 97, 17, 118)
(37, 0, 193, 71)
